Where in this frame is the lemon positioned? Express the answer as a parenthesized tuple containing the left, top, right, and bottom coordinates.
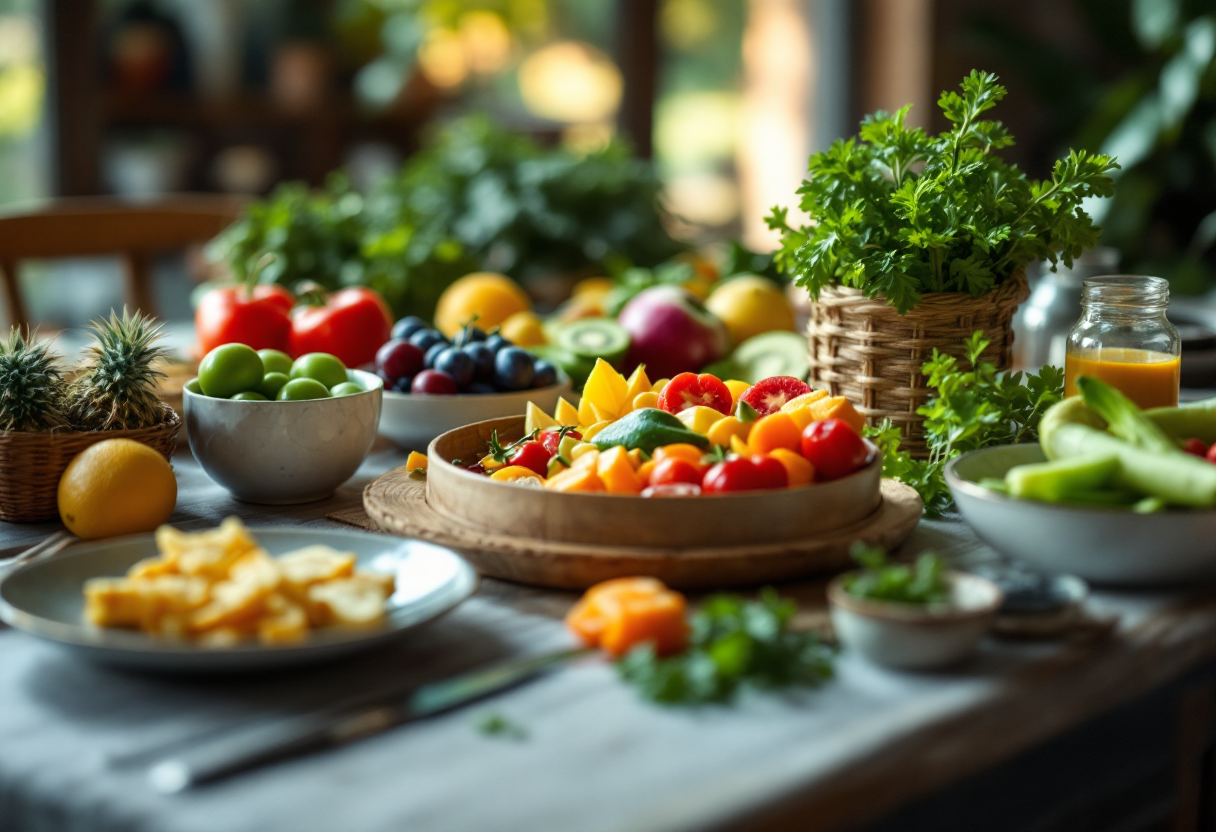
(499, 311, 547, 347)
(58, 439, 177, 540)
(706, 275, 796, 346)
(434, 272, 532, 338)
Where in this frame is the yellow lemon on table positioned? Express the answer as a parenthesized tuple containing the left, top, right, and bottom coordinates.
(434, 272, 532, 337)
(706, 275, 796, 346)
(58, 439, 177, 540)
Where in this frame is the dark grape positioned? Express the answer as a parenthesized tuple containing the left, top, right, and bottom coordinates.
(465, 381, 497, 395)
(463, 342, 496, 381)
(453, 326, 487, 347)
(391, 375, 415, 393)
(408, 328, 447, 353)
(412, 369, 458, 395)
(485, 333, 509, 354)
(531, 359, 558, 389)
(391, 316, 426, 341)
(375, 339, 424, 383)
(494, 347, 536, 391)
(434, 347, 474, 388)
(424, 342, 447, 369)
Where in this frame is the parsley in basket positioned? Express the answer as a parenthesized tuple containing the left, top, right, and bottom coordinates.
(767, 70, 1119, 313)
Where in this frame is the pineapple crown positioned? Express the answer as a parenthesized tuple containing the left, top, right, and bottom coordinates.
(0, 327, 69, 433)
(68, 307, 170, 432)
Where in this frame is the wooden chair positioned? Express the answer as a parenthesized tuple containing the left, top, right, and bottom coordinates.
(0, 195, 244, 328)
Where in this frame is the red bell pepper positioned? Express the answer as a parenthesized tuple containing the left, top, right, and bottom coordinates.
(289, 287, 393, 368)
(195, 283, 295, 356)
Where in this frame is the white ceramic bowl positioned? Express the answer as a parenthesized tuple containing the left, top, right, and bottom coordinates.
(947, 443, 1216, 586)
(184, 369, 383, 505)
(828, 571, 1002, 670)
(378, 375, 573, 451)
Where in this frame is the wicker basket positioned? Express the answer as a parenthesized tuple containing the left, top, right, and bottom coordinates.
(0, 405, 181, 523)
(804, 271, 1030, 457)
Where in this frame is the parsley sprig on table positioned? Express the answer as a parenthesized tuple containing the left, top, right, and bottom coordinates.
(865, 332, 1064, 517)
(767, 70, 1119, 313)
(617, 589, 835, 705)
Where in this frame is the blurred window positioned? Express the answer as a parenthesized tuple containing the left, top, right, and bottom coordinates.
(0, 0, 48, 207)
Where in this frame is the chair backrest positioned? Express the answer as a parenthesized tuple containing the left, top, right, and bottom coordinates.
(0, 195, 244, 328)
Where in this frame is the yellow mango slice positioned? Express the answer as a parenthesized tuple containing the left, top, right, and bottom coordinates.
(578, 395, 598, 427)
(583, 358, 630, 419)
(724, 380, 750, 406)
(597, 446, 643, 495)
(676, 406, 727, 435)
(581, 420, 613, 441)
(544, 466, 605, 493)
(526, 401, 559, 434)
(651, 378, 670, 394)
(624, 365, 652, 403)
(632, 391, 659, 411)
(555, 397, 581, 426)
(405, 451, 428, 472)
(706, 416, 752, 448)
(730, 434, 753, 456)
(805, 396, 867, 435)
(569, 442, 600, 462)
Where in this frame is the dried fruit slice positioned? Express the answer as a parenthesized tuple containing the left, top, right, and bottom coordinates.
(738, 376, 812, 417)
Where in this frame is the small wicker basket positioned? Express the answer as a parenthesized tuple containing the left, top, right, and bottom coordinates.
(0, 405, 181, 523)
(802, 271, 1030, 457)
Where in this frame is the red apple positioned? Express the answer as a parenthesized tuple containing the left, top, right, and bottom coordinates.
(619, 286, 729, 379)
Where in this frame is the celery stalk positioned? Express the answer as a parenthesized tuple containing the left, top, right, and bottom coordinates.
(1005, 453, 1119, 502)
(1147, 398, 1216, 444)
(1076, 376, 1179, 454)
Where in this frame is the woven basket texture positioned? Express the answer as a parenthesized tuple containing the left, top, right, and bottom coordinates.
(0, 405, 181, 523)
(805, 271, 1030, 457)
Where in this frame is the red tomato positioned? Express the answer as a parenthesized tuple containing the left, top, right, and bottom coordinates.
(540, 428, 581, 457)
(509, 441, 553, 476)
(289, 288, 393, 368)
(1206, 444, 1216, 465)
(801, 419, 870, 480)
(657, 372, 733, 415)
(701, 455, 788, 494)
(650, 457, 702, 487)
(1184, 437, 1208, 457)
(195, 284, 295, 355)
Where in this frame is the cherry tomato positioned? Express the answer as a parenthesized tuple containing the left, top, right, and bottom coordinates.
(290, 287, 393, 368)
(1184, 437, 1208, 457)
(540, 428, 581, 456)
(701, 455, 788, 494)
(508, 441, 553, 476)
(196, 284, 295, 355)
(649, 457, 702, 487)
(1206, 444, 1216, 465)
(657, 372, 733, 415)
(800, 418, 870, 480)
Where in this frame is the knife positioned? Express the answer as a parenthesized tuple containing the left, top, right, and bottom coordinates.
(147, 647, 591, 793)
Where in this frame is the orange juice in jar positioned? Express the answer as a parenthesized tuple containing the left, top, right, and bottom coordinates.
(1063, 276, 1180, 409)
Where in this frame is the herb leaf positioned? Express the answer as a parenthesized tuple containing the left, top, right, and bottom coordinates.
(616, 589, 835, 706)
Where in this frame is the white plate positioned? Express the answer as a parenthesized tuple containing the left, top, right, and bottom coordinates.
(378, 376, 573, 451)
(946, 443, 1216, 586)
(0, 528, 477, 672)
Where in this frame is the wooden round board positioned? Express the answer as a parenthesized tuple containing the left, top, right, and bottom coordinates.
(363, 469, 923, 590)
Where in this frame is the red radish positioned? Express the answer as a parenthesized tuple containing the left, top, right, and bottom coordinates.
(739, 376, 812, 417)
(619, 286, 729, 380)
(1185, 438, 1208, 457)
(657, 373, 733, 415)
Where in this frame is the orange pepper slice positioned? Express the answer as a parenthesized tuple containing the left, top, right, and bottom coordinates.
(544, 466, 605, 492)
(565, 577, 688, 657)
(768, 448, 815, 487)
(597, 446, 643, 495)
(652, 443, 706, 468)
(748, 412, 802, 454)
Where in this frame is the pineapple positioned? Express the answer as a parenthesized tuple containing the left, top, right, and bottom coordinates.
(0, 327, 69, 433)
(67, 308, 170, 431)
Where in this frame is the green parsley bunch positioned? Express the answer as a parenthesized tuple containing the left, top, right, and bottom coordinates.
(767, 70, 1119, 313)
(866, 332, 1064, 516)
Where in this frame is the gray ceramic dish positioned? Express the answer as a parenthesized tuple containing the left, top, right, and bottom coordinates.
(377, 374, 572, 452)
(0, 527, 477, 673)
(946, 443, 1216, 585)
(185, 369, 383, 505)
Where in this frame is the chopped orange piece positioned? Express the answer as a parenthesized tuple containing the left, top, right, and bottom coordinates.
(572, 448, 600, 469)
(544, 466, 605, 492)
(768, 448, 815, 487)
(565, 577, 688, 657)
(489, 465, 543, 483)
(597, 446, 643, 495)
(405, 451, 428, 472)
(805, 396, 866, 435)
(781, 389, 830, 413)
(652, 443, 706, 468)
(637, 459, 657, 484)
(748, 412, 802, 454)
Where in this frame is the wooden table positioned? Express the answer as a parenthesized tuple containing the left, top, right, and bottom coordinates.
(1, 441, 1215, 832)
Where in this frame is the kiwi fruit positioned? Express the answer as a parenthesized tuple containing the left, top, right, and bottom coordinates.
(553, 319, 631, 364)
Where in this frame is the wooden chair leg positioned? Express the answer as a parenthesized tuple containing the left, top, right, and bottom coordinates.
(0, 259, 28, 330)
(122, 251, 157, 318)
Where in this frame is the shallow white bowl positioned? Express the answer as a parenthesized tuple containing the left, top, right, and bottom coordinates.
(947, 443, 1216, 586)
(378, 375, 573, 451)
(184, 369, 383, 505)
(828, 571, 1002, 670)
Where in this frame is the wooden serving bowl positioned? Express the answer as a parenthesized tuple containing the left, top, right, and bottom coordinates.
(425, 416, 883, 549)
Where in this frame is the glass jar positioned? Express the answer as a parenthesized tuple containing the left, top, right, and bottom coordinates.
(1015, 247, 1120, 370)
(1064, 275, 1180, 409)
